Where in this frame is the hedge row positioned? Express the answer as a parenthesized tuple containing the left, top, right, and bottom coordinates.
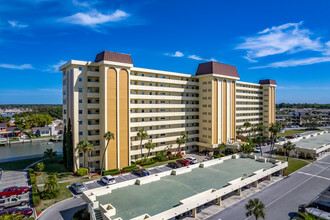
(29, 168, 40, 207)
(102, 164, 139, 175)
(103, 169, 121, 176)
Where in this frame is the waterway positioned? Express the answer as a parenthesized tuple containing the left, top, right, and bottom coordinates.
(0, 141, 63, 162)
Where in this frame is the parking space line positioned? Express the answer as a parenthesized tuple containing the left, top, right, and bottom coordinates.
(316, 161, 330, 165)
(297, 171, 330, 181)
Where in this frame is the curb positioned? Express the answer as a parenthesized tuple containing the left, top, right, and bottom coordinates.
(36, 197, 77, 219)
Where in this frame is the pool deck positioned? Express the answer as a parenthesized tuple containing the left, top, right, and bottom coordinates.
(82, 154, 287, 220)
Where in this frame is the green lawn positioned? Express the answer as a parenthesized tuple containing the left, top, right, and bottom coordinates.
(36, 156, 76, 184)
(31, 135, 54, 139)
(276, 156, 309, 175)
(0, 157, 43, 171)
(278, 129, 321, 137)
(142, 158, 184, 169)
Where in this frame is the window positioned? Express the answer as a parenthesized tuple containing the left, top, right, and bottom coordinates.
(79, 153, 83, 157)
(79, 110, 83, 114)
(78, 88, 83, 93)
(78, 77, 82, 82)
(79, 131, 83, 135)
(78, 67, 83, 71)
(79, 99, 82, 103)
(63, 110, 66, 114)
(79, 121, 83, 125)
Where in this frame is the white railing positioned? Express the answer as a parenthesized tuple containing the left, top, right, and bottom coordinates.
(88, 203, 97, 220)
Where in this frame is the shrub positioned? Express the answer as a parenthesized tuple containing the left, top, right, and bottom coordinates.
(221, 154, 226, 157)
(41, 189, 59, 200)
(103, 169, 121, 176)
(171, 156, 183, 160)
(213, 154, 220, 158)
(121, 166, 139, 173)
(32, 184, 38, 193)
(155, 151, 167, 162)
(34, 162, 45, 173)
(73, 208, 90, 220)
(76, 168, 89, 176)
(30, 174, 36, 184)
(32, 194, 40, 207)
(141, 158, 156, 166)
(29, 168, 34, 174)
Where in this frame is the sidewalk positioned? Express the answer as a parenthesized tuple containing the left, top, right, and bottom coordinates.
(37, 173, 99, 187)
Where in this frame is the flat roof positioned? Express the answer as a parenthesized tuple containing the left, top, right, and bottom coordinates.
(294, 133, 330, 149)
(95, 158, 274, 219)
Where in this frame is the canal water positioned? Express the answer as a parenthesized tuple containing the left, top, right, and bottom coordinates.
(0, 141, 63, 162)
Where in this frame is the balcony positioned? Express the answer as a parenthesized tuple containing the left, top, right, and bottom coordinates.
(87, 82, 100, 87)
(87, 93, 100, 98)
(87, 114, 99, 120)
(87, 103, 100, 109)
(87, 71, 99, 77)
(87, 124, 100, 130)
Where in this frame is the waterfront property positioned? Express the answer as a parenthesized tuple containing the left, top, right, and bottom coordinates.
(60, 51, 277, 171)
(276, 131, 330, 157)
(82, 154, 287, 220)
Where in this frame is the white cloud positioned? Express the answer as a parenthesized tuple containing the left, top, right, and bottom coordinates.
(172, 51, 184, 57)
(60, 9, 129, 26)
(72, 0, 90, 8)
(188, 55, 217, 62)
(250, 56, 330, 69)
(0, 64, 33, 70)
(44, 60, 66, 72)
(8, 20, 28, 28)
(237, 21, 323, 61)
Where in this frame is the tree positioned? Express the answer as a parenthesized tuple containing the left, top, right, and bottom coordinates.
(292, 212, 317, 220)
(303, 115, 320, 130)
(253, 136, 266, 156)
(236, 128, 243, 138)
(45, 173, 59, 192)
(176, 132, 188, 155)
(283, 141, 296, 161)
(144, 139, 156, 159)
(155, 150, 167, 162)
(100, 131, 115, 176)
(245, 198, 266, 220)
(63, 125, 67, 169)
(137, 128, 148, 159)
(34, 162, 45, 173)
(217, 143, 227, 155)
(43, 148, 57, 160)
(243, 121, 252, 137)
(76, 140, 94, 168)
(285, 117, 292, 127)
(269, 122, 283, 158)
(66, 118, 74, 171)
(240, 143, 254, 154)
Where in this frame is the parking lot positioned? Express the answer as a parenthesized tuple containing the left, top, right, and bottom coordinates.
(0, 170, 35, 218)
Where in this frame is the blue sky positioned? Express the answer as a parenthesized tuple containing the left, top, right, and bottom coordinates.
(0, 0, 330, 104)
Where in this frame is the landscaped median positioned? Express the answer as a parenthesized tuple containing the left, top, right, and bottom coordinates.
(275, 156, 310, 175)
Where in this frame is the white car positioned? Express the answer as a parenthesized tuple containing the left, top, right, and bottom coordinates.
(101, 175, 116, 185)
(186, 157, 197, 164)
(254, 147, 261, 153)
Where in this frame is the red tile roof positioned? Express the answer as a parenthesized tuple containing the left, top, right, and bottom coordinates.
(259, 79, 277, 85)
(94, 51, 133, 64)
(196, 61, 240, 78)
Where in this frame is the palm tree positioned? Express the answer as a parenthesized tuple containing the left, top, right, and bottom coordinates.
(144, 140, 156, 159)
(217, 143, 227, 155)
(176, 132, 188, 155)
(269, 122, 283, 157)
(76, 140, 94, 168)
(283, 141, 296, 161)
(43, 148, 57, 161)
(245, 198, 266, 220)
(137, 128, 148, 159)
(292, 212, 317, 220)
(45, 173, 59, 192)
(100, 131, 115, 175)
(243, 121, 252, 137)
(253, 136, 266, 156)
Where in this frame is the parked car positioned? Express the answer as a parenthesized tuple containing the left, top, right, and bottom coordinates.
(254, 147, 261, 153)
(71, 182, 87, 194)
(285, 135, 295, 139)
(185, 157, 197, 164)
(168, 162, 183, 168)
(176, 159, 190, 166)
(132, 169, 150, 177)
(100, 175, 116, 185)
(0, 187, 29, 199)
(0, 195, 29, 210)
(278, 137, 286, 142)
(0, 207, 33, 217)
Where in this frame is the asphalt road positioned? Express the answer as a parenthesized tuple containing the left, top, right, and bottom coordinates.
(207, 154, 330, 220)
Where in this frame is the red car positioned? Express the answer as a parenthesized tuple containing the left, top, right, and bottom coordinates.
(0, 208, 33, 217)
(285, 135, 295, 139)
(177, 159, 190, 166)
(0, 187, 29, 199)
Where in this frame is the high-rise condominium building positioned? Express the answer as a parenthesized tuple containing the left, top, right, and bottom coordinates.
(60, 51, 276, 171)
